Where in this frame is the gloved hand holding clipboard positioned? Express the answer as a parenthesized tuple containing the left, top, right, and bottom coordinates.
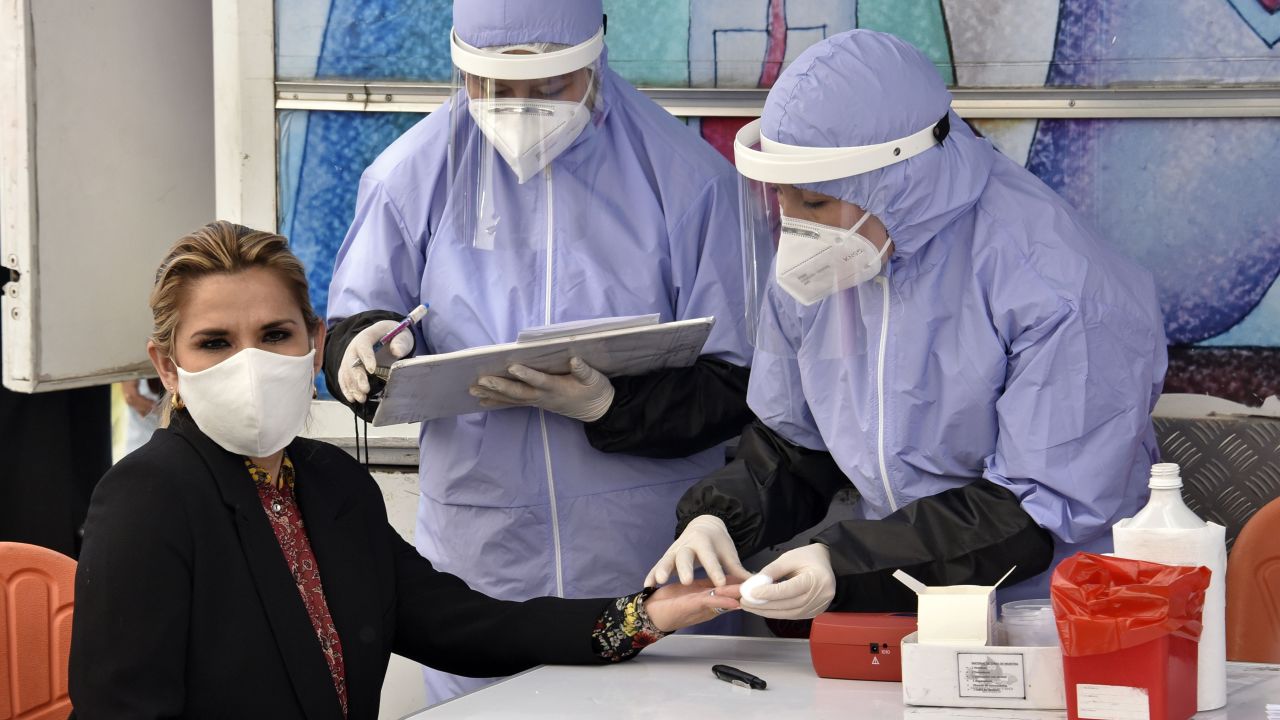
(369, 315, 715, 426)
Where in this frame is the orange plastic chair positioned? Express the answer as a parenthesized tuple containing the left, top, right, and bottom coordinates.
(1226, 497, 1280, 663)
(0, 543, 76, 720)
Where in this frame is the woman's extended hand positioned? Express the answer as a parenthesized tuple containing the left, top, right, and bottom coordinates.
(643, 579, 742, 632)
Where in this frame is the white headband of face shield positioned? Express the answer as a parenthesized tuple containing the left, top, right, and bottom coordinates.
(450, 26, 604, 80)
(733, 116, 944, 184)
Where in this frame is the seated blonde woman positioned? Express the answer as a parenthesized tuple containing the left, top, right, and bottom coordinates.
(68, 221, 739, 719)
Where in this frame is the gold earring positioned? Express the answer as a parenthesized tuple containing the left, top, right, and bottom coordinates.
(171, 392, 184, 411)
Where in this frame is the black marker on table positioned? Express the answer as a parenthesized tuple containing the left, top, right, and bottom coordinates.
(712, 664, 767, 690)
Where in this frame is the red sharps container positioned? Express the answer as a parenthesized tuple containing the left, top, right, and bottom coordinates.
(1050, 552, 1211, 720)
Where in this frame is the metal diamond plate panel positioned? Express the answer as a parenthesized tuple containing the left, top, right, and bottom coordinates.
(1154, 416, 1280, 551)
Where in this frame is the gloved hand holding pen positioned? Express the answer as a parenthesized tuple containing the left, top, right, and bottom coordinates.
(338, 304, 428, 404)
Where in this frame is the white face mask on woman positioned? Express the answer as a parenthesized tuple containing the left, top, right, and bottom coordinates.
(177, 347, 315, 457)
(774, 210, 889, 305)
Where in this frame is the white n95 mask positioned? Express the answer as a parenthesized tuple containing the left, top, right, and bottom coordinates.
(775, 211, 889, 305)
(468, 98, 590, 183)
(177, 348, 316, 457)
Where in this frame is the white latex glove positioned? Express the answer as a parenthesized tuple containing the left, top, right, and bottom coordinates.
(644, 515, 751, 587)
(742, 543, 835, 620)
(338, 320, 416, 404)
(470, 357, 615, 423)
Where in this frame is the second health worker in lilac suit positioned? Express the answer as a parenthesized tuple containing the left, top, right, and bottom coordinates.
(650, 30, 1169, 620)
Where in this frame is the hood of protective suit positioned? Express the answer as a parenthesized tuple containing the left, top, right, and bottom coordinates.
(760, 30, 994, 265)
(454, 0, 603, 49)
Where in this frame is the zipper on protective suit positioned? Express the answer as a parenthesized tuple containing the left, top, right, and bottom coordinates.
(874, 270, 898, 513)
(538, 163, 566, 598)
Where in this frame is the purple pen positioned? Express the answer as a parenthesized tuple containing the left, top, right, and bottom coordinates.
(372, 303, 430, 352)
(351, 303, 429, 368)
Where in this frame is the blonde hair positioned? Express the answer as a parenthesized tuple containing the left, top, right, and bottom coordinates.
(150, 220, 319, 424)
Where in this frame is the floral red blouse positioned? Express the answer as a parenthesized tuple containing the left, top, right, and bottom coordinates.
(245, 455, 348, 717)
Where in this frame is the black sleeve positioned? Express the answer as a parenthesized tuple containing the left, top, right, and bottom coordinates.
(814, 481, 1056, 612)
(582, 357, 751, 459)
(384, 512, 613, 677)
(673, 420, 849, 556)
(69, 453, 192, 718)
(322, 309, 403, 421)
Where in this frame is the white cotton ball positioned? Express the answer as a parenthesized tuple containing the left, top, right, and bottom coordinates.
(739, 573, 774, 606)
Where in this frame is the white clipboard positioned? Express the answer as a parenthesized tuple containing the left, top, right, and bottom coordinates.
(369, 316, 716, 426)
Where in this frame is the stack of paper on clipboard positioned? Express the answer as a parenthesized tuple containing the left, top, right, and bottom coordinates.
(370, 315, 715, 426)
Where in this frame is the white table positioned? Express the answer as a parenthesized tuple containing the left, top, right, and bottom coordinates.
(404, 635, 1280, 719)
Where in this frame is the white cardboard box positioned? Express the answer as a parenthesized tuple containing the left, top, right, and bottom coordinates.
(900, 632, 1067, 710)
(892, 568, 1015, 646)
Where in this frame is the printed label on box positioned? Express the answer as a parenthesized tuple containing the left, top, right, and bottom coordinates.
(1075, 684, 1150, 720)
(956, 653, 1026, 699)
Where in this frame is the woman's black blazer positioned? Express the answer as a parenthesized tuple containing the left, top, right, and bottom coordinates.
(69, 412, 610, 719)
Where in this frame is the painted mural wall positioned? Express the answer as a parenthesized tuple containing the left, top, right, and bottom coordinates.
(276, 0, 1280, 403)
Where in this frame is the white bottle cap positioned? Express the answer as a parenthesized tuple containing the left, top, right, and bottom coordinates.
(1149, 462, 1183, 489)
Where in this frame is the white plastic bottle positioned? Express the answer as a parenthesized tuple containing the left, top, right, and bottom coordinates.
(1112, 462, 1227, 711)
(1126, 463, 1206, 529)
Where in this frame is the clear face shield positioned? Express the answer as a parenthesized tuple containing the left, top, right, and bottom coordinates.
(447, 27, 604, 249)
(733, 117, 945, 355)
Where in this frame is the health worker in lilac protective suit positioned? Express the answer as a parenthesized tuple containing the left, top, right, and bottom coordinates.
(323, 0, 753, 702)
(647, 30, 1169, 621)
